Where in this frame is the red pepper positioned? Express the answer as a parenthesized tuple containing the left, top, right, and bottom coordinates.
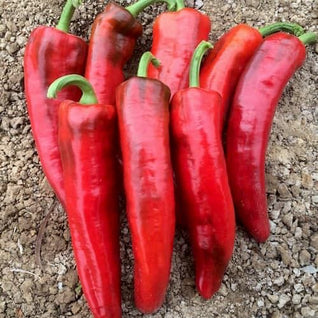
(85, 0, 176, 105)
(171, 41, 235, 299)
(24, 0, 87, 206)
(225, 31, 316, 242)
(47, 75, 121, 318)
(147, 0, 211, 98)
(116, 53, 175, 313)
(200, 22, 305, 129)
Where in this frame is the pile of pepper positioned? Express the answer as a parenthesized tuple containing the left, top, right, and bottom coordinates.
(24, 0, 316, 316)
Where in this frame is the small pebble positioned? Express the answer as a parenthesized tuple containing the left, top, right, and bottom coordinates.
(245, 0, 260, 8)
(6, 43, 19, 54)
(218, 284, 228, 297)
(282, 213, 293, 228)
(292, 294, 302, 305)
(309, 296, 318, 305)
(257, 299, 264, 307)
(267, 294, 279, 304)
(294, 283, 304, 293)
(277, 294, 290, 309)
(194, 0, 203, 9)
(277, 184, 292, 199)
(310, 233, 318, 249)
(71, 302, 81, 315)
(278, 246, 292, 266)
(294, 227, 302, 239)
(299, 250, 311, 266)
(270, 209, 280, 220)
(271, 311, 283, 318)
(302, 173, 313, 189)
(274, 276, 285, 286)
(0, 301, 6, 313)
(300, 307, 316, 317)
(230, 283, 237, 292)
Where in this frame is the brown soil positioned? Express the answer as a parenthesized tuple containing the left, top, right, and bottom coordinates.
(0, 0, 317, 317)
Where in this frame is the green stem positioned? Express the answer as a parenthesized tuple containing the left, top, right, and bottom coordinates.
(126, 0, 177, 17)
(259, 22, 305, 37)
(189, 41, 212, 88)
(299, 32, 317, 45)
(47, 74, 98, 105)
(56, 0, 83, 32)
(175, 0, 185, 10)
(137, 52, 160, 77)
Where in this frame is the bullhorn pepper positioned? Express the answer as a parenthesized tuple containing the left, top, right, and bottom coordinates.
(171, 41, 235, 299)
(225, 31, 316, 242)
(116, 52, 175, 313)
(47, 75, 121, 318)
(24, 0, 87, 207)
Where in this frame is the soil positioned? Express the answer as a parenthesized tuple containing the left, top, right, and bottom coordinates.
(0, 0, 317, 317)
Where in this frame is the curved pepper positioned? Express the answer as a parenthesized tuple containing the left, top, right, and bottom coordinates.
(171, 41, 235, 299)
(48, 75, 121, 318)
(147, 0, 211, 98)
(24, 0, 87, 206)
(84, 1, 141, 105)
(225, 31, 316, 242)
(116, 53, 175, 313)
(85, 0, 176, 105)
(200, 22, 305, 130)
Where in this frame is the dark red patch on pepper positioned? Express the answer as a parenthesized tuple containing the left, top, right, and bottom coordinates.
(24, 26, 87, 206)
(85, 2, 142, 105)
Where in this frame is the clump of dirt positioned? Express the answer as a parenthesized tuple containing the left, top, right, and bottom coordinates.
(0, 0, 317, 317)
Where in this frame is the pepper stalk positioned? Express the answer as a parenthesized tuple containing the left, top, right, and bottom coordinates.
(47, 74, 98, 105)
(126, 0, 177, 17)
(189, 41, 213, 88)
(259, 22, 304, 37)
(137, 52, 161, 77)
(299, 32, 317, 45)
(56, 0, 83, 33)
(175, 0, 185, 10)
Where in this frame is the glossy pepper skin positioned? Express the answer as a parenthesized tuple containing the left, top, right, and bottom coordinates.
(58, 100, 121, 318)
(116, 77, 175, 313)
(171, 40, 235, 298)
(171, 89, 235, 298)
(85, 2, 142, 105)
(147, 8, 211, 98)
(200, 24, 262, 128)
(24, 4, 87, 206)
(226, 32, 307, 242)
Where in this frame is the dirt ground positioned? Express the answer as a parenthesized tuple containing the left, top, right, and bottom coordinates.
(0, 0, 317, 317)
